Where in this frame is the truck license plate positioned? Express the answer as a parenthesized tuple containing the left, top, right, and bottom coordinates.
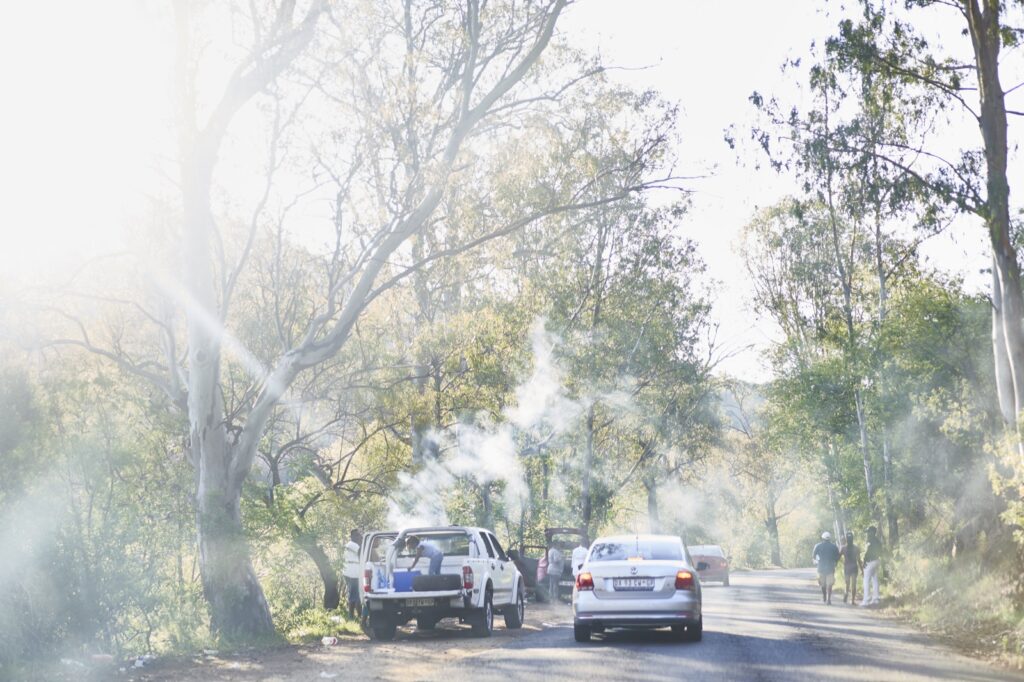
(613, 578, 654, 591)
(407, 598, 434, 607)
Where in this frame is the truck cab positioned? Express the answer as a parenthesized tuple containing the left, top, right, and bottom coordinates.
(362, 526, 525, 640)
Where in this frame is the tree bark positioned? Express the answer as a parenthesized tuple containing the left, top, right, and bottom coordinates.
(873, 211, 898, 546)
(968, 0, 1024, 458)
(196, 481, 275, 639)
(882, 439, 899, 546)
(992, 259, 1017, 424)
(294, 532, 340, 610)
(853, 390, 877, 520)
(481, 484, 494, 530)
(581, 405, 595, 536)
(765, 498, 782, 567)
(644, 472, 660, 534)
(183, 133, 277, 639)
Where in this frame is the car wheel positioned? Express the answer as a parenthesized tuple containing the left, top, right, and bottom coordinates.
(686, 616, 703, 642)
(723, 575, 730, 587)
(370, 619, 396, 641)
(573, 621, 591, 643)
(504, 589, 525, 629)
(471, 590, 494, 637)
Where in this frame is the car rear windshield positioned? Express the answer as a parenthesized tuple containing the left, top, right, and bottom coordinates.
(689, 545, 724, 557)
(589, 539, 682, 562)
(398, 532, 470, 556)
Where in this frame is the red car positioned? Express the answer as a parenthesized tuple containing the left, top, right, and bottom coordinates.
(688, 544, 730, 586)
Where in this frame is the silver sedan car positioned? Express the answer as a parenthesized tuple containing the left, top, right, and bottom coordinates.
(572, 534, 702, 642)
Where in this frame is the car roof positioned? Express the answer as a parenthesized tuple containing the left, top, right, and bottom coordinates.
(398, 526, 489, 536)
(592, 534, 683, 544)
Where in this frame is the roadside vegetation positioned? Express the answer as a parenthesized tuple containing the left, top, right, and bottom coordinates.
(2, 0, 1024, 675)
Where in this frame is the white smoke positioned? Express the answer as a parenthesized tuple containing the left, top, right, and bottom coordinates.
(386, 319, 586, 529)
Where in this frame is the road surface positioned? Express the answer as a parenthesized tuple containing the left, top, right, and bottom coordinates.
(144, 569, 1023, 682)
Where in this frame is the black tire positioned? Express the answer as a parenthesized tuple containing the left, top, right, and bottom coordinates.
(504, 589, 525, 629)
(686, 616, 703, 642)
(370, 619, 396, 641)
(573, 621, 591, 643)
(723, 574, 730, 587)
(471, 590, 494, 637)
(416, 617, 437, 631)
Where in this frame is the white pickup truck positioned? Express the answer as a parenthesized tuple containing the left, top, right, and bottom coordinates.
(361, 526, 525, 640)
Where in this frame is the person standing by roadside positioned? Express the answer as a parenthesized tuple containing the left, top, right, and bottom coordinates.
(860, 526, 882, 606)
(812, 531, 840, 605)
(839, 531, 861, 604)
(342, 529, 363, 619)
(571, 542, 588, 579)
(547, 544, 564, 601)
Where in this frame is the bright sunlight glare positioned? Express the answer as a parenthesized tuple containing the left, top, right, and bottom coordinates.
(1, 1, 173, 281)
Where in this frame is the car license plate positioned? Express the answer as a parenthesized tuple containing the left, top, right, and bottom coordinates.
(613, 578, 654, 591)
(559, 580, 573, 587)
(407, 598, 434, 607)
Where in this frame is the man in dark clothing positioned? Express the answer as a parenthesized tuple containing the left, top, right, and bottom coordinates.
(812, 531, 841, 605)
(839, 531, 861, 604)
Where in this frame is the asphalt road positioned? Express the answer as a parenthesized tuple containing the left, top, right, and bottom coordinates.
(141, 568, 1023, 682)
(396, 568, 1021, 682)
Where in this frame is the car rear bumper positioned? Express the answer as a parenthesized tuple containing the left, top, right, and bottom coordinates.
(698, 570, 729, 582)
(573, 591, 700, 628)
(574, 611, 700, 628)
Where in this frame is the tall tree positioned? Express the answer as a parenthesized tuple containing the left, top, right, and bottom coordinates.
(820, 1, 1024, 446)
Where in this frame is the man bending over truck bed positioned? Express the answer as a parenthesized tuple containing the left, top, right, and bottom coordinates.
(408, 536, 444, 575)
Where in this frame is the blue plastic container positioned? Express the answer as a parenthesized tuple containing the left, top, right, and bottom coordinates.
(393, 570, 421, 592)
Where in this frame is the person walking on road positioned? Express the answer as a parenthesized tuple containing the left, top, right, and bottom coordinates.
(812, 531, 840, 605)
(839, 531, 861, 604)
(860, 526, 883, 606)
(342, 529, 363, 619)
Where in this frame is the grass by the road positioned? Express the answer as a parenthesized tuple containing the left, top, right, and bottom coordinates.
(880, 558, 1024, 671)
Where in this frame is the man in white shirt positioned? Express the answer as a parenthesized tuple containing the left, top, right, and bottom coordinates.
(571, 543, 588, 578)
(342, 529, 363, 619)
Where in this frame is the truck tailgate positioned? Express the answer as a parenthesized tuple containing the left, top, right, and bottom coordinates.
(367, 590, 462, 600)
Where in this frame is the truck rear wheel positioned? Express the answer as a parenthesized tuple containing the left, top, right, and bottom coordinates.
(370, 617, 396, 641)
(504, 589, 525, 629)
(471, 591, 493, 637)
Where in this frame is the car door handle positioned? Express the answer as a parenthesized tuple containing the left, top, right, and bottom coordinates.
(491, 563, 496, 570)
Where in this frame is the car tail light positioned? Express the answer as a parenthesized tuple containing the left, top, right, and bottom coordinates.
(576, 571, 594, 591)
(462, 565, 474, 590)
(675, 570, 695, 590)
(363, 568, 372, 593)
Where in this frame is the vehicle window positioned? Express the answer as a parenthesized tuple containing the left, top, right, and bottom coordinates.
(589, 540, 682, 562)
(479, 532, 496, 558)
(398, 532, 471, 557)
(368, 535, 396, 562)
(688, 545, 724, 557)
(488, 533, 509, 562)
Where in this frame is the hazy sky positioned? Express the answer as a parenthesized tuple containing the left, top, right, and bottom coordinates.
(1, 0, 1002, 382)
